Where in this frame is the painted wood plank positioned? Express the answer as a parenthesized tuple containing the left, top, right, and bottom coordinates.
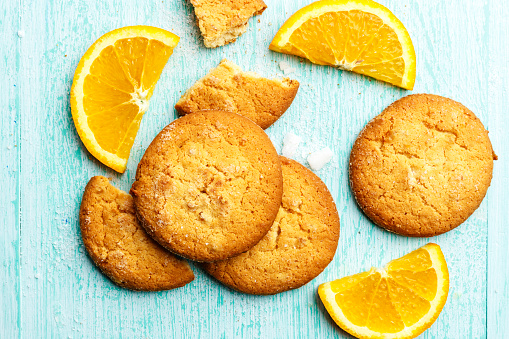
(5, 0, 507, 337)
(487, 0, 509, 336)
(0, 1, 21, 338)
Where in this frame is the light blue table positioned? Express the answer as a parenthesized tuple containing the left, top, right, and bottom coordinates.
(1, 0, 508, 337)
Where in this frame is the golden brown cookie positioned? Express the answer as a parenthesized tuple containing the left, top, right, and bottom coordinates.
(203, 157, 340, 295)
(175, 59, 299, 129)
(131, 111, 283, 262)
(350, 94, 496, 237)
(80, 176, 194, 291)
(190, 0, 267, 48)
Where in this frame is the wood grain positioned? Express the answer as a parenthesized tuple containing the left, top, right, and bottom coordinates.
(487, 0, 509, 337)
(1, 1, 21, 338)
(1, 0, 508, 337)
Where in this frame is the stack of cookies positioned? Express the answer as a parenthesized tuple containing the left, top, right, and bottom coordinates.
(80, 110, 340, 294)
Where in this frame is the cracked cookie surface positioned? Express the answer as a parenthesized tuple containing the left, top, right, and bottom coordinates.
(202, 157, 340, 295)
(80, 176, 194, 291)
(131, 111, 283, 262)
(350, 94, 496, 237)
(175, 59, 299, 129)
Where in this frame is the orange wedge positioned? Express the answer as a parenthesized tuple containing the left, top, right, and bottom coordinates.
(71, 26, 179, 173)
(318, 243, 449, 339)
(269, 0, 416, 90)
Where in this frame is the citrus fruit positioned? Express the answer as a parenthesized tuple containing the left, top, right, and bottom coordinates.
(71, 26, 179, 173)
(269, 0, 416, 90)
(318, 243, 449, 339)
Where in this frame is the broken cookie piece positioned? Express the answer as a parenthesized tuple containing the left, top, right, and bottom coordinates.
(175, 59, 299, 129)
(80, 176, 194, 291)
(190, 0, 267, 48)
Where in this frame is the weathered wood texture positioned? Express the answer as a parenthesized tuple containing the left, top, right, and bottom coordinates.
(1, 0, 508, 337)
(1, 1, 21, 338)
(487, 1, 509, 337)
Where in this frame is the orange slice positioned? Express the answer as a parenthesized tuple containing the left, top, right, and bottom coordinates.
(269, 0, 416, 90)
(71, 26, 179, 173)
(318, 243, 449, 339)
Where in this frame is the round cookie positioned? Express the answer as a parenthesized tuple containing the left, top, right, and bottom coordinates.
(202, 157, 340, 295)
(80, 176, 194, 291)
(349, 94, 496, 237)
(131, 111, 283, 262)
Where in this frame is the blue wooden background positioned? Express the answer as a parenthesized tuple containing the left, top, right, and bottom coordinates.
(1, 0, 508, 338)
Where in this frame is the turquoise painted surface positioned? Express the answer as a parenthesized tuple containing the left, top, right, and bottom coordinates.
(1, 0, 508, 337)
